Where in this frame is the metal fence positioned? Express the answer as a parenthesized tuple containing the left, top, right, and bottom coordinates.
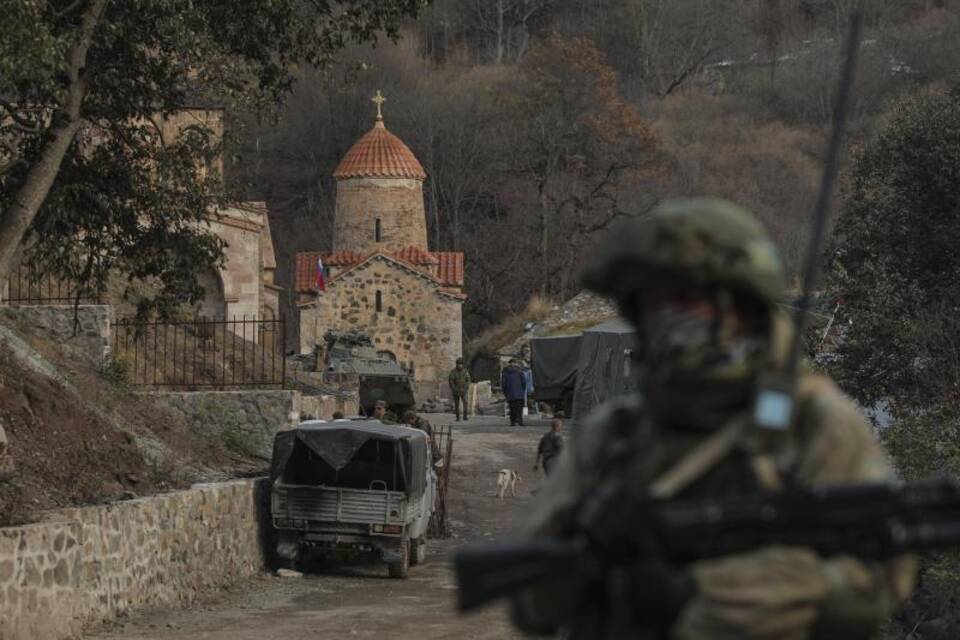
(111, 317, 285, 389)
(3, 264, 99, 305)
(428, 424, 454, 538)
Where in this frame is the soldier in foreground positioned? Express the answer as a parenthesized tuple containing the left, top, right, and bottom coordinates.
(509, 198, 916, 639)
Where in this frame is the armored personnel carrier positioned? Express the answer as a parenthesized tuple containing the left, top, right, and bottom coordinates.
(322, 331, 415, 416)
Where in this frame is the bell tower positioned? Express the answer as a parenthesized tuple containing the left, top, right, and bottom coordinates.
(332, 91, 428, 253)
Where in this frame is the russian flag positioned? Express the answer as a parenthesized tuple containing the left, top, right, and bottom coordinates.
(315, 256, 326, 292)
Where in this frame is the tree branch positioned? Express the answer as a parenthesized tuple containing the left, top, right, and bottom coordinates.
(0, 0, 108, 285)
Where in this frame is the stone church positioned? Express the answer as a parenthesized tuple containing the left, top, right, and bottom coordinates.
(295, 95, 465, 394)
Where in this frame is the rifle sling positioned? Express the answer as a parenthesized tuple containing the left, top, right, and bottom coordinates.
(647, 375, 830, 499)
(647, 415, 750, 500)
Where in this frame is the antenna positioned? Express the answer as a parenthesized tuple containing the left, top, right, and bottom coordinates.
(754, 9, 863, 432)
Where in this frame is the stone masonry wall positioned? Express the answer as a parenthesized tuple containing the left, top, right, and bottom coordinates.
(333, 177, 428, 253)
(0, 478, 268, 640)
(212, 211, 263, 331)
(0, 305, 111, 363)
(300, 258, 463, 385)
(152, 390, 300, 458)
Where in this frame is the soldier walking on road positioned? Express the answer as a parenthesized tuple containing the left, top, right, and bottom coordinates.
(448, 357, 471, 421)
(534, 417, 564, 476)
(510, 198, 916, 639)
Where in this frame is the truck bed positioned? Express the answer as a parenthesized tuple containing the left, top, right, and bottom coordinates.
(272, 483, 409, 525)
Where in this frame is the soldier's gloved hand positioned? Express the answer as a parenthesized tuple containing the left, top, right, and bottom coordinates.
(626, 558, 696, 626)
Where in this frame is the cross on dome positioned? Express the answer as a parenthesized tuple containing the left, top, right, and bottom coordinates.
(372, 90, 386, 121)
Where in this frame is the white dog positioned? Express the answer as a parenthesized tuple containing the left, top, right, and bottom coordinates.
(496, 469, 521, 499)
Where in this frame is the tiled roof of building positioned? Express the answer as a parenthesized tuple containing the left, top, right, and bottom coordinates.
(394, 246, 438, 265)
(433, 252, 464, 287)
(333, 120, 427, 181)
(294, 248, 465, 293)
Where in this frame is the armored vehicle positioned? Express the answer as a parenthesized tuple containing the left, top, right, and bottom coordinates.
(270, 420, 436, 578)
(322, 331, 415, 416)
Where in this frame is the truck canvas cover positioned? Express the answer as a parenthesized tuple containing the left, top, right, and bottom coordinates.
(270, 421, 428, 499)
(529, 333, 582, 402)
(571, 318, 638, 422)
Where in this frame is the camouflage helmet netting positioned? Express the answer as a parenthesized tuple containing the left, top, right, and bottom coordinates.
(581, 197, 785, 306)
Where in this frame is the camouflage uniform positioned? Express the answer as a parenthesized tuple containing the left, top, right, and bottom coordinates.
(449, 359, 472, 421)
(511, 198, 915, 640)
(404, 411, 442, 464)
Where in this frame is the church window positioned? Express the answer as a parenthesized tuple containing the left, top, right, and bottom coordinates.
(375, 218, 382, 242)
(376, 290, 383, 312)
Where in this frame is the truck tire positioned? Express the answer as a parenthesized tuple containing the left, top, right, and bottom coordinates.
(388, 542, 409, 579)
(409, 538, 427, 566)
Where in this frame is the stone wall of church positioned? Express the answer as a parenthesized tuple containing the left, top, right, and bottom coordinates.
(299, 258, 463, 385)
(210, 215, 262, 332)
(333, 178, 428, 253)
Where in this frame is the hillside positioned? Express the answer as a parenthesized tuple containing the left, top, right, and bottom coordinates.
(0, 316, 264, 526)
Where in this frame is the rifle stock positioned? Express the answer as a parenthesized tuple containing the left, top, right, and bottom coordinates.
(453, 540, 584, 612)
(454, 479, 960, 613)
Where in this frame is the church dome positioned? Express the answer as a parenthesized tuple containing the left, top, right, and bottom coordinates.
(333, 120, 426, 181)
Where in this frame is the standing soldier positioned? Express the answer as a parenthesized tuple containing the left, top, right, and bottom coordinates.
(510, 198, 916, 639)
(448, 357, 472, 421)
(404, 409, 442, 465)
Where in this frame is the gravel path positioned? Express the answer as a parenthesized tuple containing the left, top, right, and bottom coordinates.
(86, 414, 552, 640)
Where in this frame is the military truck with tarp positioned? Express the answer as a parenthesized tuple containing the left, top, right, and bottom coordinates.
(270, 420, 436, 578)
(529, 318, 638, 423)
(570, 318, 638, 422)
(322, 330, 415, 416)
(529, 333, 582, 417)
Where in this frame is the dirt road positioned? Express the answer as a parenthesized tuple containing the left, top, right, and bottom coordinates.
(87, 414, 550, 640)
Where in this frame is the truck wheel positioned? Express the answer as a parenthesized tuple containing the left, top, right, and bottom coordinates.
(409, 538, 427, 566)
(388, 542, 410, 579)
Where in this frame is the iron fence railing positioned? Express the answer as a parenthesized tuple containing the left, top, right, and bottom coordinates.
(428, 424, 454, 538)
(111, 316, 285, 389)
(2, 264, 100, 305)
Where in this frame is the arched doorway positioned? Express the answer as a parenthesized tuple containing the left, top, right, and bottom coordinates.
(194, 268, 226, 321)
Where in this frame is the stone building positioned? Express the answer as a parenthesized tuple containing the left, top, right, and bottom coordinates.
(295, 96, 466, 396)
(161, 111, 282, 342)
(1, 109, 281, 349)
(197, 201, 281, 346)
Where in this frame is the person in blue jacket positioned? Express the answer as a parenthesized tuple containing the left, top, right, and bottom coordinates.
(501, 358, 528, 426)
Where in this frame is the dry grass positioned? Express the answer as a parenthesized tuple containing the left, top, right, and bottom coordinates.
(467, 295, 555, 356)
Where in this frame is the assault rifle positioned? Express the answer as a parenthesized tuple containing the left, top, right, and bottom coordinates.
(455, 477, 960, 612)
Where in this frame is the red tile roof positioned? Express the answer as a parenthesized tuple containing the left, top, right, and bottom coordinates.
(294, 248, 465, 293)
(433, 252, 464, 287)
(394, 246, 438, 265)
(323, 250, 364, 265)
(333, 120, 426, 181)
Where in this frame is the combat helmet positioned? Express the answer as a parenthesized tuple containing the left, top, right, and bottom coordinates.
(581, 198, 784, 309)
